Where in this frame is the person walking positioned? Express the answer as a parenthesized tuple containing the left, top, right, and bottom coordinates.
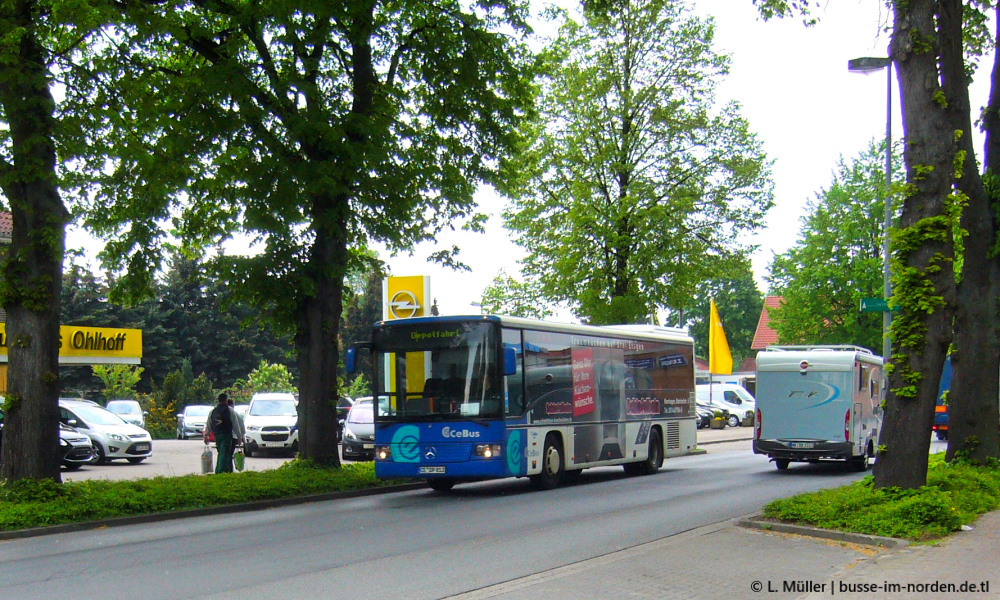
(204, 393, 242, 473)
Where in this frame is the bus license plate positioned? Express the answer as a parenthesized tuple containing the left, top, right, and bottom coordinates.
(789, 442, 814, 449)
(419, 466, 446, 474)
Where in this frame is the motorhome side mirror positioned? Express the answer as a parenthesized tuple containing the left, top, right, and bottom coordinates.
(503, 346, 517, 376)
(345, 346, 357, 374)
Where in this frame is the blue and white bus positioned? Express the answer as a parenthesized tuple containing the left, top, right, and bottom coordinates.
(347, 315, 697, 491)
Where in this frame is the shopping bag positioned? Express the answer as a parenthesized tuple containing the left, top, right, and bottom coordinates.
(201, 445, 214, 474)
(233, 449, 245, 472)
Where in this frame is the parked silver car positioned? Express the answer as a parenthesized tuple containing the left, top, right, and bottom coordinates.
(176, 405, 213, 439)
(105, 399, 146, 428)
(59, 399, 153, 464)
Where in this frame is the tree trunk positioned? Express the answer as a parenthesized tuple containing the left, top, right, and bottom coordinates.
(0, 0, 69, 482)
(875, 0, 957, 489)
(294, 192, 348, 467)
(943, 0, 1000, 463)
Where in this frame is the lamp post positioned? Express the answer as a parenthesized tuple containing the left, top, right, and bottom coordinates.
(848, 55, 893, 364)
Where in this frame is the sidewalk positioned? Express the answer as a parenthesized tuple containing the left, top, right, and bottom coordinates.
(446, 510, 1000, 600)
(695, 423, 755, 446)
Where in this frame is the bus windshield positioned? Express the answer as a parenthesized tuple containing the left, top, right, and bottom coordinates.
(374, 321, 501, 421)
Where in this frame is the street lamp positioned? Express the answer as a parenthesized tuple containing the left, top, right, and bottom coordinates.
(848, 55, 893, 364)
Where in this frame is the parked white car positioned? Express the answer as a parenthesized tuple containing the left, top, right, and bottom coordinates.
(243, 392, 298, 457)
(59, 399, 153, 464)
(695, 384, 756, 428)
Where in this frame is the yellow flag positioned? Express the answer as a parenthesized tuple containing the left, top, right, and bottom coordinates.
(709, 299, 733, 375)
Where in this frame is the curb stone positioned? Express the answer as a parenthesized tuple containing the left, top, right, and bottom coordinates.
(738, 511, 910, 549)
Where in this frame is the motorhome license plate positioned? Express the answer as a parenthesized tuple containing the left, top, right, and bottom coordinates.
(419, 466, 446, 474)
(789, 442, 814, 449)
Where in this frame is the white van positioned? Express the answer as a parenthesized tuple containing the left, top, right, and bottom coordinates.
(753, 345, 882, 471)
(695, 383, 756, 427)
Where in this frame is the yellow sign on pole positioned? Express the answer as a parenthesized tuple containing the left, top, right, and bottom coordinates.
(0, 324, 143, 365)
(382, 276, 432, 406)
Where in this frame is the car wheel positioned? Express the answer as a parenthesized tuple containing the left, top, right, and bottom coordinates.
(91, 442, 107, 465)
(127, 457, 146, 464)
(530, 435, 563, 490)
(63, 463, 82, 471)
(244, 442, 255, 458)
(727, 414, 740, 428)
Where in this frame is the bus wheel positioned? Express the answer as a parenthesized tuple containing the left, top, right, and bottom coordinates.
(427, 478, 456, 492)
(638, 429, 663, 475)
(531, 435, 563, 490)
(775, 459, 790, 471)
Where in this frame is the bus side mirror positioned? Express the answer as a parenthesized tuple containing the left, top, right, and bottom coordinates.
(346, 347, 357, 374)
(345, 342, 371, 374)
(503, 347, 517, 376)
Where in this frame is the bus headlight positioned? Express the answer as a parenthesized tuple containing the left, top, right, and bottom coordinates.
(376, 446, 392, 460)
(474, 444, 502, 458)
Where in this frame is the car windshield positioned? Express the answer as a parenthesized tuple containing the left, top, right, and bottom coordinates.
(68, 404, 128, 426)
(185, 406, 212, 417)
(250, 400, 297, 416)
(374, 321, 501, 420)
(347, 405, 373, 425)
(107, 403, 140, 415)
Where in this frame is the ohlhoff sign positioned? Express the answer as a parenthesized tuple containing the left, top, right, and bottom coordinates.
(0, 324, 143, 365)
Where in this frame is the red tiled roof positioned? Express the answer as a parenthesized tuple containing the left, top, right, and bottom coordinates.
(739, 357, 756, 372)
(750, 296, 783, 350)
(0, 212, 11, 239)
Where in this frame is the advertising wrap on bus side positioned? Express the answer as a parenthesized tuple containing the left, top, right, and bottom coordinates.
(347, 315, 697, 491)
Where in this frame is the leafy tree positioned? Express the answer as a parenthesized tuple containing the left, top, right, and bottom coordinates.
(766, 141, 902, 354)
(246, 361, 296, 395)
(0, 0, 78, 482)
(152, 361, 214, 413)
(68, 0, 536, 466)
(754, 0, 1000, 488)
(502, 0, 772, 325)
(340, 262, 385, 391)
(480, 270, 555, 320)
(92, 365, 144, 401)
(671, 263, 763, 364)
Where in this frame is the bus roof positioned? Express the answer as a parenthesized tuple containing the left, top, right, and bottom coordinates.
(374, 315, 694, 345)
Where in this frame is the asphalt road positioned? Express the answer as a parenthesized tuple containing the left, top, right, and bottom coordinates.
(5, 435, 876, 600)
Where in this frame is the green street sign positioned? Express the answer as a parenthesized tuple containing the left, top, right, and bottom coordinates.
(860, 297, 893, 313)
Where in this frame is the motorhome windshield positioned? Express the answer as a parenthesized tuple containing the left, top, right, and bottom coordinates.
(373, 321, 501, 421)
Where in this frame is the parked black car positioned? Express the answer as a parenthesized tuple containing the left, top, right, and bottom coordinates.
(0, 407, 96, 469)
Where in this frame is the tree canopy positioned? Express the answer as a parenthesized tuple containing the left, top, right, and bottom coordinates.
(501, 0, 773, 325)
(60, 0, 536, 465)
(767, 140, 903, 353)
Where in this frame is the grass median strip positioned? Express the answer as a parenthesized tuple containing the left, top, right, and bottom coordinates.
(0, 460, 393, 532)
(763, 454, 1000, 541)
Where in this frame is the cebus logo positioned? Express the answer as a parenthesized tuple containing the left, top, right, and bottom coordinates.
(441, 426, 481, 439)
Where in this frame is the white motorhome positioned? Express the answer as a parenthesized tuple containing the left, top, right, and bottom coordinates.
(753, 345, 883, 471)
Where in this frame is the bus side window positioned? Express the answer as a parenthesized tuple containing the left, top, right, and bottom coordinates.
(502, 328, 525, 417)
